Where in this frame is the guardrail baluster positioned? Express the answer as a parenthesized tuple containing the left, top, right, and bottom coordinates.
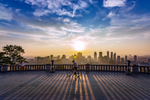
(99, 65, 101, 70)
(147, 67, 149, 73)
(143, 67, 145, 73)
(117, 66, 118, 71)
(140, 67, 142, 73)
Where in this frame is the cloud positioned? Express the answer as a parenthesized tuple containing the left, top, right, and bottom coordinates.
(25, 0, 89, 17)
(63, 18, 70, 22)
(85, 1, 150, 43)
(103, 0, 126, 7)
(89, 0, 93, 4)
(87, 23, 150, 44)
(103, 1, 150, 29)
(0, 3, 12, 20)
(0, 11, 86, 47)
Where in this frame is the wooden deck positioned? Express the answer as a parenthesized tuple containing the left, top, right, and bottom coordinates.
(0, 71, 150, 100)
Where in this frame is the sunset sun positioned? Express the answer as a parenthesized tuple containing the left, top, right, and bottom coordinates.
(72, 41, 85, 51)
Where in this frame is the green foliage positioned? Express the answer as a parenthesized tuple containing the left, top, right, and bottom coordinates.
(0, 45, 28, 65)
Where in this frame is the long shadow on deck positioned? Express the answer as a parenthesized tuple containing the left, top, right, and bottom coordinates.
(0, 71, 150, 100)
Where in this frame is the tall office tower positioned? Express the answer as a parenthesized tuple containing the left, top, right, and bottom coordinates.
(94, 52, 97, 60)
(121, 58, 124, 64)
(117, 56, 120, 63)
(114, 53, 116, 61)
(107, 51, 109, 60)
(134, 55, 137, 63)
(111, 52, 113, 60)
(99, 52, 102, 58)
(125, 55, 127, 63)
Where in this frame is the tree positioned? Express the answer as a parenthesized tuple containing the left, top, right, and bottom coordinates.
(0, 45, 27, 65)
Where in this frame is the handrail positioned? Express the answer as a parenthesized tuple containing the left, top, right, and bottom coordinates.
(0, 64, 149, 74)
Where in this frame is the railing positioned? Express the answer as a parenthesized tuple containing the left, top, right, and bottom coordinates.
(90, 65, 128, 72)
(137, 66, 150, 73)
(0, 64, 150, 74)
(52, 64, 85, 71)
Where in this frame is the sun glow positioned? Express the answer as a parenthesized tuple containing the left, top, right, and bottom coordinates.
(72, 41, 85, 51)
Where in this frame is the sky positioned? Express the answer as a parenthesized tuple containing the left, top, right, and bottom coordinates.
(0, 0, 150, 58)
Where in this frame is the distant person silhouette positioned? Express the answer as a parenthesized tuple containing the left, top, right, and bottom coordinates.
(51, 60, 54, 71)
(21, 61, 24, 71)
(72, 60, 78, 75)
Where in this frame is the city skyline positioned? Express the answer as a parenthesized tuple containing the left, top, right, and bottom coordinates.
(0, 0, 150, 56)
(26, 51, 150, 65)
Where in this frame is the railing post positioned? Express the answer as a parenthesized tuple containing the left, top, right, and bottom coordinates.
(46, 64, 50, 71)
(144, 67, 146, 73)
(140, 67, 142, 73)
(3, 65, 8, 72)
(0, 66, 1, 72)
(86, 63, 90, 72)
(132, 65, 138, 73)
(147, 67, 149, 73)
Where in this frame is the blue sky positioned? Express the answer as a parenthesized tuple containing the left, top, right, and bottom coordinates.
(0, 0, 150, 57)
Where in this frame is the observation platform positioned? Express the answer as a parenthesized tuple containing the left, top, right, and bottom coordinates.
(0, 71, 150, 100)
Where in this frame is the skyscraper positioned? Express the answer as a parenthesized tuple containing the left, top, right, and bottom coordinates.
(134, 55, 137, 63)
(114, 53, 116, 61)
(99, 52, 102, 58)
(111, 52, 113, 60)
(117, 56, 120, 63)
(125, 55, 127, 63)
(94, 52, 97, 60)
(107, 51, 109, 60)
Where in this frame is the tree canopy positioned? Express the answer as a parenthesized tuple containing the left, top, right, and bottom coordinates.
(0, 45, 27, 65)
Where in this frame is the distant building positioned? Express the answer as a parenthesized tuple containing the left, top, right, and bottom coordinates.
(61, 55, 66, 59)
(99, 52, 102, 62)
(107, 51, 109, 60)
(114, 53, 116, 61)
(87, 56, 92, 61)
(121, 58, 124, 64)
(62, 59, 71, 64)
(50, 55, 53, 59)
(117, 56, 120, 63)
(94, 52, 97, 60)
(125, 55, 127, 63)
(111, 52, 113, 60)
(147, 59, 150, 63)
(57, 55, 60, 59)
(134, 55, 137, 63)
(99, 52, 103, 58)
(77, 52, 82, 56)
(104, 56, 107, 63)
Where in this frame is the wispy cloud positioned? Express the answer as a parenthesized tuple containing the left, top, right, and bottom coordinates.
(0, 3, 12, 20)
(103, 0, 126, 7)
(25, 0, 89, 17)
